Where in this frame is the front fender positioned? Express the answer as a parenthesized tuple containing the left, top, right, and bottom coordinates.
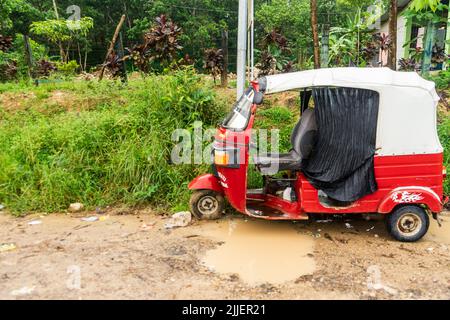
(378, 187, 443, 214)
(188, 174, 223, 193)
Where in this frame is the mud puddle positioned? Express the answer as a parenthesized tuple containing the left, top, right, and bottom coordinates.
(426, 215, 450, 244)
(199, 217, 315, 286)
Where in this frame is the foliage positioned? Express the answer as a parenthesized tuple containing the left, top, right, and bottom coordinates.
(0, 35, 13, 52)
(0, 60, 17, 81)
(438, 115, 450, 196)
(125, 15, 182, 72)
(256, 29, 292, 76)
(398, 58, 420, 71)
(30, 17, 94, 63)
(329, 8, 374, 66)
(30, 18, 94, 43)
(0, 68, 226, 213)
(409, 0, 441, 12)
(361, 33, 391, 65)
(262, 30, 290, 52)
(431, 45, 448, 64)
(256, 0, 311, 55)
(426, 69, 450, 90)
(144, 14, 182, 66)
(55, 60, 79, 76)
(403, 0, 448, 25)
(0, 34, 47, 78)
(0, 0, 42, 34)
(104, 52, 124, 78)
(33, 59, 56, 78)
(203, 48, 224, 84)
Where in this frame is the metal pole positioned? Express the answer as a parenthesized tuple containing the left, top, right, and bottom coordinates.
(237, 0, 248, 99)
(249, 0, 254, 81)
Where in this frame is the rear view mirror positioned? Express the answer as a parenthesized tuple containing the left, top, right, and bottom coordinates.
(253, 92, 264, 105)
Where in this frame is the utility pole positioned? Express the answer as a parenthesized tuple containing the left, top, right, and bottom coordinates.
(237, 0, 248, 99)
(248, 0, 255, 81)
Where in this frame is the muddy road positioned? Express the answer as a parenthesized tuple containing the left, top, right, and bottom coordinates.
(0, 209, 449, 300)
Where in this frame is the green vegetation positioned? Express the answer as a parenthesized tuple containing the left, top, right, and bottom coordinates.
(0, 68, 225, 214)
(439, 115, 450, 196)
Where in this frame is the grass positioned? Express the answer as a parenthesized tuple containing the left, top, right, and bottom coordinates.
(0, 68, 226, 214)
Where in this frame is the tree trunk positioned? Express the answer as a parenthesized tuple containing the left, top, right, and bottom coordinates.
(23, 34, 34, 79)
(221, 30, 229, 88)
(52, 0, 66, 62)
(310, 0, 320, 69)
(99, 14, 126, 81)
(388, 0, 397, 70)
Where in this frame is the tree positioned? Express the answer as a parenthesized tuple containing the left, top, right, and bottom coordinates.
(30, 17, 94, 64)
(388, 0, 397, 70)
(310, 0, 320, 68)
(402, 0, 449, 74)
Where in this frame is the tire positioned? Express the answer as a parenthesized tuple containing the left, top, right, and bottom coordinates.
(189, 190, 225, 220)
(386, 205, 429, 242)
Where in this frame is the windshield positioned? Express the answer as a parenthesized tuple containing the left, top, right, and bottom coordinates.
(222, 88, 254, 130)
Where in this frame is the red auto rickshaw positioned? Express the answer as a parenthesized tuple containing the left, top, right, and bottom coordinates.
(188, 68, 447, 242)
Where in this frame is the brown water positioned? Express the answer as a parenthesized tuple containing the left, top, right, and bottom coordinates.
(199, 217, 315, 286)
(426, 215, 450, 244)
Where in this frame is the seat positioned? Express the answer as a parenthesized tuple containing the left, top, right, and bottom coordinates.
(255, 108, 317, 175)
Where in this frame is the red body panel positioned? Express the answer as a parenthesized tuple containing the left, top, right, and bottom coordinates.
(300, 153, 444, 214)
(188, 174, 223, 193)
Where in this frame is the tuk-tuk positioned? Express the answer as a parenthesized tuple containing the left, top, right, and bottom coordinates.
(188, 68, 447, 242)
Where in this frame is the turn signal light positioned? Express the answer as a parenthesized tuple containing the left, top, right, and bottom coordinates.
(214, 150, 230, 166)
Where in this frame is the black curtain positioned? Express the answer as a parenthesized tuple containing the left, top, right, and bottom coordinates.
(303, 87, 379, 202)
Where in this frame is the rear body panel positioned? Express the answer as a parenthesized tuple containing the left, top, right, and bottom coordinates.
(300, 153, 444, 214)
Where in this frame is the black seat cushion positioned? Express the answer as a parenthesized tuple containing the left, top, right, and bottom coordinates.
(254, 151, 301, 175)
(254, 108, 317, 175)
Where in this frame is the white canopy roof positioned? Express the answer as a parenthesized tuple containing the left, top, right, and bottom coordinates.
(260, 68, 442, 157)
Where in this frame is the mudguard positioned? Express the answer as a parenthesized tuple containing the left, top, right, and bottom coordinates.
(378, 187, 443, 214)
(188, 174, 223, 193)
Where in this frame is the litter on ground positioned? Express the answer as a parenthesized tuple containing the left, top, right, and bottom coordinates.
(164, 211, 192, 229)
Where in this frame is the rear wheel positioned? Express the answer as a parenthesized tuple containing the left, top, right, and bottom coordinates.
(386, 205, 429, 242)
(189, 190, 225, 220)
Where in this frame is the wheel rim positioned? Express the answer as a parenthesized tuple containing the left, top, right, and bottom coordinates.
(197, 195, 219, 216)
(397, 212, 422, 237)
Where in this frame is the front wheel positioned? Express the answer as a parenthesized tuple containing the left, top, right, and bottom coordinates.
(189, 190, 225, 220)
(386, 205, 429, 242)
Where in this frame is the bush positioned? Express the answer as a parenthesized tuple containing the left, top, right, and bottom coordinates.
(0, 68, 225, 213)
(0, 34, 47, 80)
(438, 116, 450, 196)
(427, 69, 450, 90)
(55, 60, 79, 77)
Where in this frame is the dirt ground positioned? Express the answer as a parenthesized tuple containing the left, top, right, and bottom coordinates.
(0, 208, 449, 300)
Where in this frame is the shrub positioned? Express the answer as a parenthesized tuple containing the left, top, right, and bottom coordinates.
(438, 116, 450, 196)
(55, 60, 79, 77)
(0, 68, 225, 213)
